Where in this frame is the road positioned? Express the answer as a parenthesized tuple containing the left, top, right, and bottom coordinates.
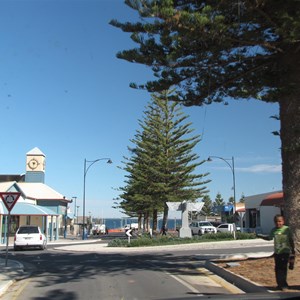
(1, 249, 233, 300)
(0, 237, 274, 300)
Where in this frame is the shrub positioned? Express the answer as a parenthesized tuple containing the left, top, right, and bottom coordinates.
(236, 232, 256, 239)
(107, 232, 257, 247)
(107, 238, 127, 247)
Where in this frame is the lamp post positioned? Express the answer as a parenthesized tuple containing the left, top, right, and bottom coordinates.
(64, 205, 68, 239)
(82, 158, 112, 240)
(76, 206, 80, 224)
(72, 196, 77, 219)
(207, 156, 236, 215)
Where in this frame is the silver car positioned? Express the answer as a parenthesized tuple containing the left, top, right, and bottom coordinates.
(14, 225, 47, 251)
(217, 223, 241, 233)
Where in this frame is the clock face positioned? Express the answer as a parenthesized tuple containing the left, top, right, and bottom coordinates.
(28, 158, 39, 170)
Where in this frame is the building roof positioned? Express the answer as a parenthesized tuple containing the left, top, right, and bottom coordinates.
(0, 181, 71, 202)
(26, 147, 45, 156)
(0, 174, 25, 182)
(0, 181, 16, 192)
(260, 192, 284, 206)
(236, 202, 245, 212)
(0, 181, 70, 216)
(244, 191, 282, 209)
(18, 182, 67, 200)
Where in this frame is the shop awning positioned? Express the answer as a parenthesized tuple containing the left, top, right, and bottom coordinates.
(0, 201, 59, 216)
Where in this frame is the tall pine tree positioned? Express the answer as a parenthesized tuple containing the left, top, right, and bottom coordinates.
(213, 192, 225, 216)
(202, 195, 213, 217)
(111, 0, 300, 252)
(117, 90, 210, 230)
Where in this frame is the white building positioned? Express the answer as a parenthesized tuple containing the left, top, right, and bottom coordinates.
(0, 147, 73, 244)
(244, 191, 283, 234)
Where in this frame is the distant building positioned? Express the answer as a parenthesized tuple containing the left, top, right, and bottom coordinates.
(243, 191, 282, 234)
(0, 147, 73, 244)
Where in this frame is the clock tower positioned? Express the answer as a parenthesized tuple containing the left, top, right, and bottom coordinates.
(25, 147, 46, 183)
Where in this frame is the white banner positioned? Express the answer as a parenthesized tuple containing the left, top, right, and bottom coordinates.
(166, 202, 181, 211)
(167, 202, 204, 212)
(187, 202, 204, 212)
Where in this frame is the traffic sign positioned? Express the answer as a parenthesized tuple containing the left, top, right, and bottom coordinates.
(126, 229, 132, 237)
(126, 228, 133, 244)
(0, 192, 21, 212)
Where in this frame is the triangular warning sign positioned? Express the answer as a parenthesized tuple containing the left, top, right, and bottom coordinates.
(0, 192, 21, 212)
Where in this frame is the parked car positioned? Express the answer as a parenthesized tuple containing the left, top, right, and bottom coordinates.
(216, 223, 241, 233)
(210, 221, 222, 228)
(189, 221, 217, 235)
(124, 223, 139, 231)
(92, 224, 106, 235)
(14, 225, 47, 251)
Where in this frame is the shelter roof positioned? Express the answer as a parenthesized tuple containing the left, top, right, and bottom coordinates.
(0, 201, 59, 216)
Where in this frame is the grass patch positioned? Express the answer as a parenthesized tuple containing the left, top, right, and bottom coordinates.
(107, 232, 256, 247)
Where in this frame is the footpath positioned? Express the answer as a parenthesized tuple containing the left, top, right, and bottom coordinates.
(0, 238, 281, 297)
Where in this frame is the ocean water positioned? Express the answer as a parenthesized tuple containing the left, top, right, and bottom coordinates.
(102, 218, 182, 230)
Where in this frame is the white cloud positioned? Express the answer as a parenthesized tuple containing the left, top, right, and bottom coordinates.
(236, 164, 281, 173)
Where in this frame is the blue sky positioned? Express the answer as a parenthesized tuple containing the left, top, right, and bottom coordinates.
(0, 0, 281, 219)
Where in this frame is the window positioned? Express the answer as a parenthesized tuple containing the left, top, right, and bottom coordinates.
(18, 226, 39, 234)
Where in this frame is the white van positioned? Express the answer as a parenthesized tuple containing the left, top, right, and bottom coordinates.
(92, 224, 106, 235)
(124, 223, 139, 230)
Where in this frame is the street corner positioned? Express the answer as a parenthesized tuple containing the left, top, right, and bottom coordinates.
(204, 260, 269, 294)
(0, 258, 26, 297)
(0, 257, 24, 270)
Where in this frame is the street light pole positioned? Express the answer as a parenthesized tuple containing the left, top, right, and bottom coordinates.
(76, 206, 80, 224)
(64, 205, 68, 239)
(82, 158, 112, 240)
(207, 156, 236, 215)
(72, 196, 77, 218)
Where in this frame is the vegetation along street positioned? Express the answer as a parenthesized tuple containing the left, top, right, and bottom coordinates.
(111, 0, 300, 254)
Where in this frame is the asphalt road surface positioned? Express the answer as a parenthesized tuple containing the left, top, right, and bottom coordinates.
(1, 246, 241, 300)
(1, 236, 276, 300)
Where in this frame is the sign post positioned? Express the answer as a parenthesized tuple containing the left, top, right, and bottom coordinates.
(126, 228, 132, 244)
(0, 192, 21, 266)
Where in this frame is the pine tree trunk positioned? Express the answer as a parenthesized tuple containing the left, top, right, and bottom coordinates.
(162, 203, 169, 230)
(279, 43, 300, 255)
(279, 91, 300, 255)
(143, 211, 148, 232)
(138, 213, 143, 231)
(152, 209, 158, 232)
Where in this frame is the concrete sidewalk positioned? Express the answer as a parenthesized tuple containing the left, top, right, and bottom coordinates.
(0, 257, 25, 297)
(0, 238, 274, 297)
